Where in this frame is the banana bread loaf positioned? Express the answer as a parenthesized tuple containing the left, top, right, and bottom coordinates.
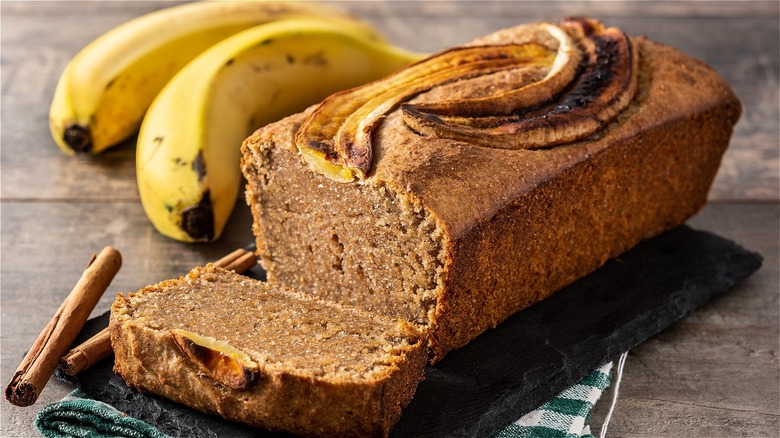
(241, 18, 741, 362)
(110, 265, 426, 437)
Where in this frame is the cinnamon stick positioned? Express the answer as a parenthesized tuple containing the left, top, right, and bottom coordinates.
(58, 248, 257, 376)
(222, 250, 257, 273)
(58, 328, 112, 376)
(214, 247, 249, 269)
(5, 246, 122, 406)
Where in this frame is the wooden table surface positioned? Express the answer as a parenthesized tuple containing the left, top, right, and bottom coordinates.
(2, 1, 778, 436)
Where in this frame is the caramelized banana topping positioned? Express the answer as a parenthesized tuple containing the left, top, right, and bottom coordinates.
(295, 18, 638, 182)
(295, 43, 558, 182)
(403, 23, 580, 118)
(402, 18, 638, 149)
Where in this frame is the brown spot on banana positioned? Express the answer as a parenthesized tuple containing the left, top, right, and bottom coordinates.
(302, 50, 328, 67)
(191, 150, 206, 181)
(179, 190, 214, 242)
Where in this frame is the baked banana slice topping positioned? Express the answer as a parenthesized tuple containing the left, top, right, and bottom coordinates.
(403, 17, 638, 149)
(296, 17, 638, 182)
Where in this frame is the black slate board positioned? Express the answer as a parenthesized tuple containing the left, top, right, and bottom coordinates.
(57, 225, 762, 438)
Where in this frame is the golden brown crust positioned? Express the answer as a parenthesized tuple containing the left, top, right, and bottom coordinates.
(421, 37, 742, 358)
(368, 37, 739, 242)
(241, 29, 740, 363)
(110, 266, 427, 437)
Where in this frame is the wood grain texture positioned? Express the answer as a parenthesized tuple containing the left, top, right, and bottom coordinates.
(0, 1, 777, 437)
(1, 1, 777, 201)
(590, 203, 780, 436)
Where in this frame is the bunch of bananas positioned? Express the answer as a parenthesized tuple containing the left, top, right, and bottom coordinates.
(50, 1, 423, 242)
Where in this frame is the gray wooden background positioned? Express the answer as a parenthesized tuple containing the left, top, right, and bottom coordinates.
(2, 1, 778, 436)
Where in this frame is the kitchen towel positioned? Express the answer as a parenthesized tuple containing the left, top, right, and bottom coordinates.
(494, 359, 618, 438)
(36, 360, 617, 438)
(35, 389, 170, 438)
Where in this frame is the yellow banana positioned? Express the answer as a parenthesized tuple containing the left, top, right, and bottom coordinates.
(49, 1, 378, 155)
(136, 18, 424, 242)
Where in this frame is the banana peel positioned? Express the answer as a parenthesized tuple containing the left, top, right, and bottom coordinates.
(48, 1, 381, 155)
(136, 18, 424, 242)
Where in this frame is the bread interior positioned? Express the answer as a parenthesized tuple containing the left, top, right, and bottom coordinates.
(243, 136, 447, 328)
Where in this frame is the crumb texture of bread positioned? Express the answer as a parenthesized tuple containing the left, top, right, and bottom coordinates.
(241, 126, 447, 328)
(241, 31, 741, 362)
(110, 265, 426, 438)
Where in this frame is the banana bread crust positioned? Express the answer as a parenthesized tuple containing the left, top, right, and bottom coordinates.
(241, 33, 741, 361)
(419, 37, 741, 356)
(110, 265, 427, 437)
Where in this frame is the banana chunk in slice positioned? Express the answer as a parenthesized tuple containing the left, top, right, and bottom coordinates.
(171, 329, 258, 390)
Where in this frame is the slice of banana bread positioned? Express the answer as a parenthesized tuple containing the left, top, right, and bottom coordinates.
(110, 264, 426, 438)
(241, 20, 741, 362)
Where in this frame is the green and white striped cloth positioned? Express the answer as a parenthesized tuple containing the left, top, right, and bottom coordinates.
(35, 389, 170, 438)
(493, 361, 614, 438)
(36, 361, 617, 438)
